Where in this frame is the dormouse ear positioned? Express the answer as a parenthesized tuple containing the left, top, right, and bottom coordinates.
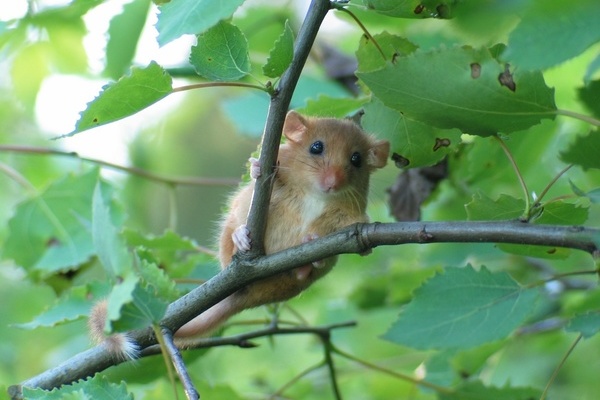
(283, 111, 309, 143)
(367, 140, 390, 169)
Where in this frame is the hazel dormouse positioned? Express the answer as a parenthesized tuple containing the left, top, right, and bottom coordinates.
(175, 111, 389, 338)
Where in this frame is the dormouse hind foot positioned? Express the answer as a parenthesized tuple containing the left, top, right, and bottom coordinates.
(232, 224, 251, 252)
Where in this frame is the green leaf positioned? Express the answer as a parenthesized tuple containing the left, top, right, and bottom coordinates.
(296, 95, 368, 119)
(577, 80, 600, 119)
(439, 381, 542, 400)
(356, 32, 418, 73)
(104, 0, 151, 79)
(357, 45, 557, 136)
(137, 258, 180, 301)
(123, 228, 197, 250)
(361, 0, 456, 19)
(72, 61, 172, 134)
(22, 375, 133, 400)
(105, 274, 139, 333)
(503, 0, 600, 70)
(497, 243, 570, 260)
(560, 131, 600, 170)
(262, 20, 294, 78)
(156, 0, 245, 46)
(383, 265, 540, 349)
(570, 180, 600, 204)
(14, 283, 107, 329)
(4, 169, 99, 274)
(189, 21, 250, 81)
(566, 311, 600, 338)
(113, 283, 169, 331)
(585, 54, 600, 83)
(535, 201, 588, 225)
(362, 97, 461, 168)
(465, 193, 524, 221)
(92, 182, 132, 278)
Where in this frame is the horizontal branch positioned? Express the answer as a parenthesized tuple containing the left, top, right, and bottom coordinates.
(0, 145, 239, 187)
(12, 220, 599, 396)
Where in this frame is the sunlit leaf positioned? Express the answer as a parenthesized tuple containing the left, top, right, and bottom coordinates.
(105, 0, 151, 79)
(383, 265, 540, 349)
(357, 45, 557, 136)
(156, 0, 245, 46)
(190, 21, 250, 81)
(262, 20, 294, 78)
(72, 61, 172, 134)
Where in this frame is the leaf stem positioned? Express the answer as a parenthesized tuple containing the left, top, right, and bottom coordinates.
(334, 5, 386, 61)
(172, 81, 268, 93)
(494, 135, 531, 220)
(0, 145, 239, 187)
(539, 333, 582, 400)
(331, 345, 453, 394)
(0, 161, 38, 194)
(535, 164, 573, 205)
(556, 109, 600, 127)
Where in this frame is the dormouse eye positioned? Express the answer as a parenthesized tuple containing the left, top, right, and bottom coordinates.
(310, 140, 324, 155)
(350, 152, 362, 167)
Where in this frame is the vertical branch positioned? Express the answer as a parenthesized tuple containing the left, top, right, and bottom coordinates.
(245, 0, 331, 256)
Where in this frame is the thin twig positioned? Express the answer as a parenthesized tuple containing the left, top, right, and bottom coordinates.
(331, 345, 454, 395)
(146, 321, 357, 355)
(323, 341, 343, 400)
(0, 145, 239, 187)
(270, 360, 326, 399)
(540, 333, 583, 400)
(162, 327, 199, 400)
(153, 326, 180, 400)
(494, 135, 531, 220)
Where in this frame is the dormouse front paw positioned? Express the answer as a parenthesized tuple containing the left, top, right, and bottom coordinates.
(232, 224, 251, 252)
(249, 157, 261, 179)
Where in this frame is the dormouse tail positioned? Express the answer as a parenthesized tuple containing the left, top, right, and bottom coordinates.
(175, 295, 244, 338)
(88, 300, 140, 361)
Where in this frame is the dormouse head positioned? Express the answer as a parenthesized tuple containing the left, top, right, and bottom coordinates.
(280, 111, 389, 199)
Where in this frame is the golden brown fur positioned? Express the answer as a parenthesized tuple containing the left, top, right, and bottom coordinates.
(176, 111, 389, 337)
